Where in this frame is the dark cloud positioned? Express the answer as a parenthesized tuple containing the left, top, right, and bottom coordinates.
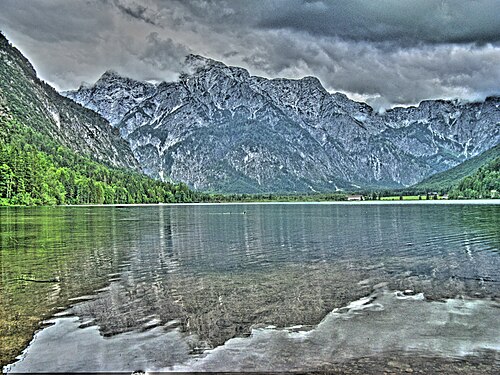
(222, 51, 239, 58)
(140, 32, 191, 71)
(0, 0, 499, 110)
(113, 0, 159, 26)
(240, 32, 500, 108)
(258, 0, 500, 45)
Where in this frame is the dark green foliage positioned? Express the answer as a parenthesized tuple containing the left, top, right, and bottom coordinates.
(0, 115, 195, 205)
(448, 157, 500, 199)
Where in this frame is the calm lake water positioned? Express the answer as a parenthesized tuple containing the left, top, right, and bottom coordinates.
(1, 202, 499, 372)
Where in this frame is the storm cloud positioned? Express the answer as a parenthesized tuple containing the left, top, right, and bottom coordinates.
(0, 0, 499, 110)
(258, 0, 500, 45)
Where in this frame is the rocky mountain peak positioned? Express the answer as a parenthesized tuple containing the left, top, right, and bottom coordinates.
(300, 75, 323, 87)
(65, 70, 156, 127)
(94, 69, 151, 89)
(185, 54, 225, 70)
(99, 69, 123, 80)
(62, 57, 500, 193)
(183, 54, 250, 82)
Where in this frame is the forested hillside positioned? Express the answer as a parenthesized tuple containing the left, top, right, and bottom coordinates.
(449, 157, 500, 199)
(0, 114, 196, 205)
(0, 32, 198, 205)
(412, 143, 500, 193)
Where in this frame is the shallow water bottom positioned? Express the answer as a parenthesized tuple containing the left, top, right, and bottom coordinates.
(6, 288, 499, 373)
(2, 203, 499, 372)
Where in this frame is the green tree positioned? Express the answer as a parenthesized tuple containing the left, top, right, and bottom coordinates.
(0, 163, 14, 198)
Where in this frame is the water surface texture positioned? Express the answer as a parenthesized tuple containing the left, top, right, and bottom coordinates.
(1, 202, 499, 372)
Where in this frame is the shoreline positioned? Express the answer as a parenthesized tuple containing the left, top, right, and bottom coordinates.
(1, 199, 500, 208)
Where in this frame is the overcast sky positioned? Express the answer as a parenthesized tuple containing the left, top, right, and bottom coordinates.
(1, 0, 499, 110)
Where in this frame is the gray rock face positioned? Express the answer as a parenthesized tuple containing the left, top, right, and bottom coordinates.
(64, 55, 500, 193)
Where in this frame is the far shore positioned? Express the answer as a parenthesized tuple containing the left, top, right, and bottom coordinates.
(2, 199, 499, 208)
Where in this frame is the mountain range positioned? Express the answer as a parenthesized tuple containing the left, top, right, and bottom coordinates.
(1, 28, 498, 195)
(63, 54, 500, 193)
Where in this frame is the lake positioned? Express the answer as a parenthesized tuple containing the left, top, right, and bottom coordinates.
(1, 202, 499, 372)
